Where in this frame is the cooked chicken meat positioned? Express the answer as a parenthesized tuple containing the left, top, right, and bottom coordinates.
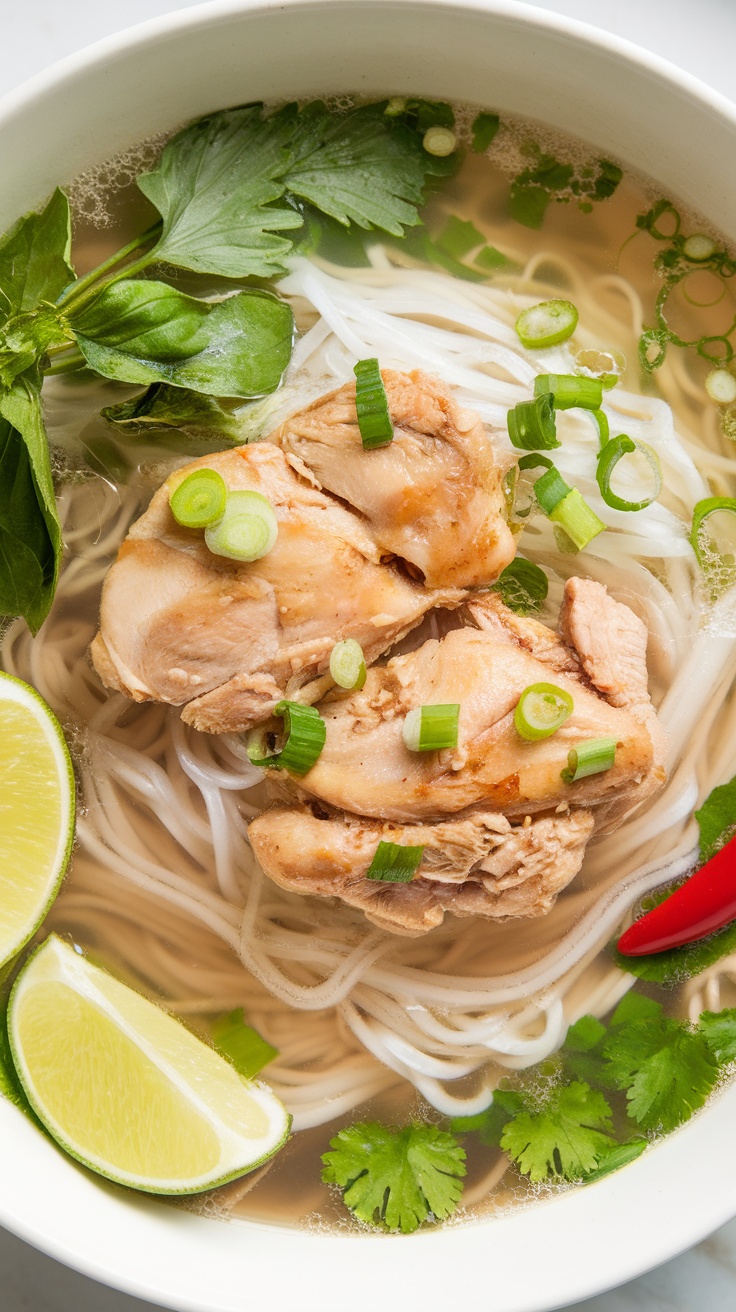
(271, 583, 662, 824)
(249, 805, 595, 935)
(91, 444, 462, 732)
(270, 368, 516, 589)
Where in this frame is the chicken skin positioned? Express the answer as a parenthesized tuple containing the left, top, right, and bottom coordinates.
(91, 444, 462, 732)
(270, 368, 516, 589)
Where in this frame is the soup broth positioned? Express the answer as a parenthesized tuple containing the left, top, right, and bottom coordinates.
(5, 98, 736, 1231)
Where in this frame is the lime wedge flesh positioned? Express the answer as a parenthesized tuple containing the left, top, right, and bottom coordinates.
(9, 936, 290, 1193)
(0, 673, 74, 968)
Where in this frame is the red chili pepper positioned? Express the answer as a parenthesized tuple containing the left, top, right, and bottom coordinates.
(617, 833, 736, 956)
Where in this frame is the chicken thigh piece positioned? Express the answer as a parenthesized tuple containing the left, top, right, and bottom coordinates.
(249, 804, 595, 935)
(269, 369, 516, 589)
(90, 444, 462, 733)
(272, 582, 663, 824)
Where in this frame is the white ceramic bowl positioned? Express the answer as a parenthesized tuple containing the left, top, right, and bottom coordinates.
(2, 2, 736, 1308)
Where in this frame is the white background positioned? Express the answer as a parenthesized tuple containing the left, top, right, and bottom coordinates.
(2, 2, 736, 1309)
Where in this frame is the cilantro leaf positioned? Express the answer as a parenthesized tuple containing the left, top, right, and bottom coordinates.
(602, 1015, 718, 1132)
(695, 773, 736, 862)
(72, 281, 293, 398)
(321, 1121, 465, 1234)
(0, 188, 74, 322)
(102, 383, 241, 452)
(212, 1008, 278, 1079)
(450, 1089, 524, 1147)
(699, 1008, 736, 1065)
(500, 1082, 614, 1183)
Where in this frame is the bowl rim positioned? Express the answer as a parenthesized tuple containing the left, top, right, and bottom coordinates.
(2, 1, 736, 1309)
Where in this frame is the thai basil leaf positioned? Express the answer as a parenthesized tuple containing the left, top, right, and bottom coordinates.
(0, 189, 74, 322)
(138, 106, 303, 279)
(102, 383, 241, 449)
(0, 373, 62, 634)
(71, 281, 294, 397)
(280, 102, 456, 235)
(0, 306, 72, 388)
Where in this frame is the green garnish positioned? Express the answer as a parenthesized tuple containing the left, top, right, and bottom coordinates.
(329, 639, 367, 691)
(507, 394, 559, 450)
(212, 1008, 279, 1079)
(514, 683, 574, 742)
(533, 373, 603, 410)
(353, 358, 393, 448)
(490, 559, 549, 615)
(690, 496, 736, 569)
(534, 466, 606, 552)
(247, 699, 326, 776)
(515, 300, 579, 350)
(561, 736, 617, 783)
(365, 841, 425, 883)
(169, 469, 227, 529)
(596, 434, 662, 513)
(508, 148, 621, 229)
(471, 112, 501, 153)
(102, 383, 241, 452)
(501, 1082, 615, 1183)
(402, 704, 460, 753)
(321, 1121, 465, 1233)
(204, 490, 278, 562)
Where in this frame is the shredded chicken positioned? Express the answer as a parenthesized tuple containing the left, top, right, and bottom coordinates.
(248, 804, 595, 935)
(269, 368, 516, 588)
(91, 444, 461, 732)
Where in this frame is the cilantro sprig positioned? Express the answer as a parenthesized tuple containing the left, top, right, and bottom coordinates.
(321, 1121, 466, 1233)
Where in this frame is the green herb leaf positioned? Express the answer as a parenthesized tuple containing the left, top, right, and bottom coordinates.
(500, 1081, 615, 1182)
(282, 103, 454, 236)
(72, 281, 293, 398)
(698, 1008, 736, 1065)
(602, 1015, 718, 1132)
(0, 189, 74, 322)
(490, 559, 549, 615)
(0, 373, 62, 634)
(321, 1121, 465, 1234)
(582, 1136, 648, 1183)
(102, 382, 241, 450)
(138, 106, 303, 279)
(450, 1089, 524, 1146)
(695, 773, 736, 862)
(0, 306, 72, 388)
(212, 1008, 278, 1079)
(471, 112, 500, 154)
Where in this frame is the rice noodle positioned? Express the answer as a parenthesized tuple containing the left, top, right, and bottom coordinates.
(4, 244, 736, 1142)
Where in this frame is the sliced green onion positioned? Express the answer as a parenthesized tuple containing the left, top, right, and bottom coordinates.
(638, 328, 668, 373)
(690, 496, 736, 567)
(683, 234, 718, 262)
(517, 453, 553, 473)
(423, 126, 457, 157)
(329, 639, 367, 690)
(402, 704, 460, 753)
(573, 347, 624, 390)
(247, 700, 326, 776)
(534, 465, 571, 513)
(507, 394, 559, 450)
(205, 490, 278, 562)
(515, 299, 579, 350)
(170, 469, 227, 529)
(591, 409, 610, 448)
(596, 435, 662, 512)
(514, 682, 574, 741)
(706, 369, 736, 405)
(534, 374, 603, 411)
(490, 559, 548, 615)
(354, 358, 393, 449)
(561, 736, 617, 784)
(366, 840, 424, 883)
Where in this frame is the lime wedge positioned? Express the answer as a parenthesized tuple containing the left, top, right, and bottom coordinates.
(8, 936, 290, 1193)
(0, 673, 74, 969)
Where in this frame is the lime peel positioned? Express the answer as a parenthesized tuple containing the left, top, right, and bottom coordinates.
(8, 936, 291, 1194)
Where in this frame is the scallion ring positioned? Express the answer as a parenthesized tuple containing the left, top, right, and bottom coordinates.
(515, 299, 579, 350)
(402, 704, 460, 753)
(205, 490, 278, 562)
(638, 329, 668, 373)
(423, 126, 457, 157)
(247, 699, 326, 776)
(170, 469, 227, 529)
(514, 683, 574, 742)
(561, 736, 617, 784)
(329, 639, 367, 691)
(507, 394, 559, 450)
(533, 373, 603, 411)
(354, 358, 393, 449)
(591, 409, 610, 448)
(690, 497, 736, 568)
(534, 466, 606, 550)
(365, 840, 425, 883)
(533, 465, 572, 514)
(596, 435, 662, 512)
(682, 234, 718, 262)
(706, 370, 736, 405)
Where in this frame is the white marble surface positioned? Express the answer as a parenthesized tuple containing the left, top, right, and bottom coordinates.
(2, 0, 736, 1308)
